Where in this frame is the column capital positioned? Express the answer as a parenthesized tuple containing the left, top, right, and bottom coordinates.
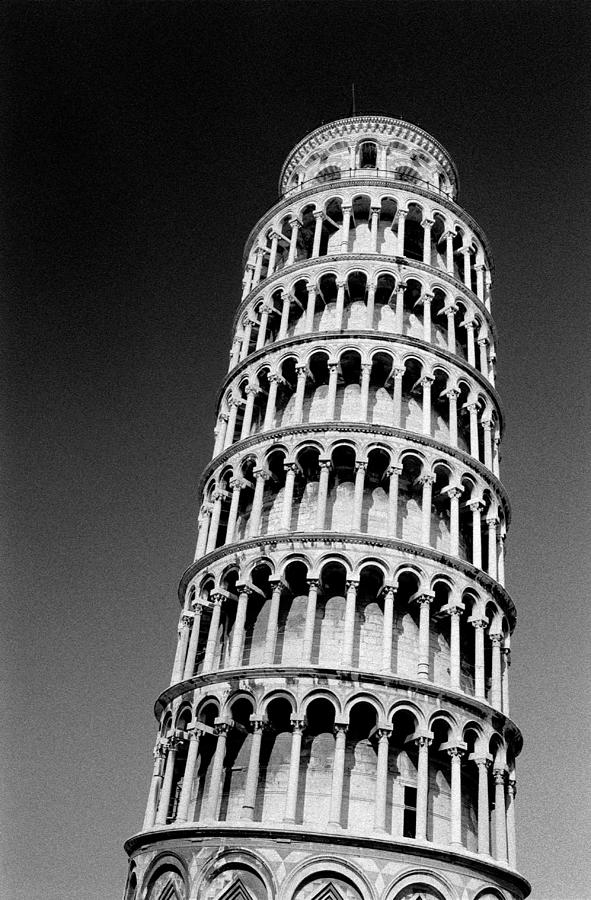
(397, 208, 409, 219)
(249, 716, 265, 733)
(419, 291, 434, 305)
(375, 727, 393, 741)
(421, 217, 435, 228)
(507, 778, 517, 797)
(386, 464, 403, 477)
(253, 466, 270, 481)
(442, 386, 460, 399)
(290, 717, 305, 733)
(380, 583, 397, 599)
(307, 577, 320, 589)
(412, 733, 433, 749)
(209, 591, 226, 606)
(493, 767, 507, 784)
(447, 745, 467, 759)
(268, 371, 285, 384)
(469, 615, 489, 629)
(229, 476, 249, 491)
(295, 364, 309, 378)
(360, 362, 372, 373)
(212, 488, 229, 502)
(283, 461, 299, 473)
(393, 365, 406, 379)
(419, 374, 435, 386)
(467, 498, 485, 511)
(334, 721, 349, 735)
(490, 632, 504, 646)
(412, 590, 435, 606)
(346, 579, 359, 591)
(179, 613, 194, 630)
(442, 601, 465, 617)
(445, 485, 464, 500)
(313, 210, 325, 220)
(470, 753, 493, 767)
(396, 281, 407, 293)
(354, 460, 368, 472)
(214, 720, 232, 737)
(153, 741, 167, 760)
(218, 411, 230, 423)
(486, 515, 500, 526)
(318, 457, 332, 470)
(417, 473, 436, 486)
(288, 216, 302, 227)
(235, 582, 254, 596)
(477, 335, 489, 346)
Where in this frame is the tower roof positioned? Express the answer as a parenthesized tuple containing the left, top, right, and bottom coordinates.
(279, 114, 460, 198)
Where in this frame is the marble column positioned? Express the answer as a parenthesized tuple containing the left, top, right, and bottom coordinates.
(303, 579, 319, 662)
(374, 728, 392, 831)
(241, 719, 265, 820)
(316, 459, 331, 529)
(263, 579, 283, 664)
(473, 755, 491, 855)
(176, 729, 201, 823)
(342, 580, 359, 667)
(183, 603, 204, 680)
(387, 464, 402, 538)
(415, 593, 434, 680)
(229, 585, 251, 667)
(284, 719, 304, 822)
(205, 722, 230, 821)
(414, 735, 432, 840)
(493, 768, 508, 862)
(202, 593, 224, 673)
(328, 724, 348, 826)
(381, 586, 396, 672)
(143, 742, 166, 829)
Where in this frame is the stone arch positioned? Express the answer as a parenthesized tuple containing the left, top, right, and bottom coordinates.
(384, 867, 457, 900)
(142, 854, 189, 900)
(280, 855, 375, 900)
(196, 848, 275, 900)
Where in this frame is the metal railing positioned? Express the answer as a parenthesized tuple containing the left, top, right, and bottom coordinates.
(281, 167, 453, 199)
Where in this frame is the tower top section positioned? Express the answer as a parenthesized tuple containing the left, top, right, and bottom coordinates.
(279, 114, 460, 200)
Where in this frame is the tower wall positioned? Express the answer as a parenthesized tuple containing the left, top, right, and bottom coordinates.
(124, 116, 528, 900)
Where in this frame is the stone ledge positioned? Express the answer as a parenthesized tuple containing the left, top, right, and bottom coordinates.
(153, 665, 523, 754)
(123, 822, 530, 897)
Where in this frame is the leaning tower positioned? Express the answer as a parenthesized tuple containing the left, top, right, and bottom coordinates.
(124, 116, 529, 900)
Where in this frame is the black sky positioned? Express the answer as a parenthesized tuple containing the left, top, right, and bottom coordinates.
(3, 3, 590, 899)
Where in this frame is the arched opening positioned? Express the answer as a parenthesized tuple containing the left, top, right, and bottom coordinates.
(428, 718, 453, 843)
(369, 351, 395, 425)
(301, 698, 337, 824)
(193, 701, 219, 821)
(344, 269, 368, 329)
(375, 272, 397, 332)
(242, 563, 272, 666)
(402, 279, 423, 339)
(327, 445, 356, 533)
(317, 272, 338, 329)
(293, 446, 321, 530)
(393, 570, 421, 677)
(359, 140, 377, 168)
(276, 356, 298, 426)
(400, 357, 424, 433)
(334, 350, 362, 421)
(431, 368, 450, 442)
(388, 708, 420, 837)
(235, 457, 256, 542)
(316, 561, 348, 665)
(378, 196, 398, 255)
(431, 580, 453, 686)
(276, 560, 310, 664)
(350, 196, 371, 254)
(303, 351, 330, 423)
(355, 564, 386, 668)
(218, 697, 254, 822)
(398, 455, 423, 545)
(404, 203, 424, 261)
(363, 448, 390, 536)
(342, 701, 378, 827)
(258, 696, 294, 820)
(431, 213, 447, 270)
(431, 465, 452, 552)
(431, 288, 448, 349)
(260, 448, 287, 536)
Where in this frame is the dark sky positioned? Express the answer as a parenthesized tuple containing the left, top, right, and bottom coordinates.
(3, 3, 590, 899)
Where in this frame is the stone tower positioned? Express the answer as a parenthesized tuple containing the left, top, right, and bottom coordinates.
(124, 116, 529, 900)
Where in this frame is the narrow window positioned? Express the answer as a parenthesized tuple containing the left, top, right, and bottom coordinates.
(359, 141, 377, 168)
(403, 785, 417, 837)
